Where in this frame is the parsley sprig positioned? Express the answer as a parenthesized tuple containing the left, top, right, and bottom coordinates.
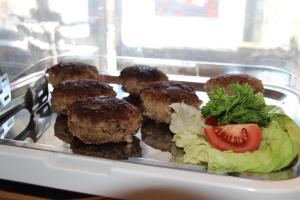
(201, 83, 270, 127)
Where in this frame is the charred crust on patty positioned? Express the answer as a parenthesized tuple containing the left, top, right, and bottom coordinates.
(51, 80, 116, 115)
(141, 81, 201, 106)
(53, 79, 116, 97)
(46, 62, 99, 86)
(69, 96, 141, 123)
(120, 65, 168, 82)
(140, 81, 201, 124)
(119, 65, 168, 96)
(46, 62, 98, 75)
(68, 96, 143, 144)
(204, 74, 264, 94)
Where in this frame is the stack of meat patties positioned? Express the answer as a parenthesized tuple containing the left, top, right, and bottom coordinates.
(119, 65, 202, 124)
(47, 62, 142, 146)
(47, 62, 203, 148)
(47, 61, 263, 150)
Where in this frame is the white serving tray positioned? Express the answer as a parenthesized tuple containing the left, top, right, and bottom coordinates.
(1, 56, 300, 200)
(1, 144, 300, 200)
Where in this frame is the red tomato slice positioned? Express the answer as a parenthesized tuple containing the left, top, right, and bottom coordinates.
(204, 124, 262, 153)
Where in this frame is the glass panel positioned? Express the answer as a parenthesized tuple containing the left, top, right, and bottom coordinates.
(116, 0, 300, 90)
(0, 0, 106, 79)
(0, 0, 299, 90)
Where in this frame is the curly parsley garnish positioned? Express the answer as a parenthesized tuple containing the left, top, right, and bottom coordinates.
(201, 83, 270, 127)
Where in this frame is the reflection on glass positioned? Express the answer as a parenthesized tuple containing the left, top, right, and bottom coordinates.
(30, 0, 62, 22)
(1, 0, 299, 90)
(120, 0, 300, 68)
(0, 116, 14, 139)
(14, 103, 52, 142)
(1, 109, 30, 140)
(70, 137, 142, 160)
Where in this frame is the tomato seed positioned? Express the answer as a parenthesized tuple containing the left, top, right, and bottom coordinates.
(212, 127, 249, 145)
(213, 127, 222, 136)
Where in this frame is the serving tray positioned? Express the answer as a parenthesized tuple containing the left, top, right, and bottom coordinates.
(1, 56, 300, 199)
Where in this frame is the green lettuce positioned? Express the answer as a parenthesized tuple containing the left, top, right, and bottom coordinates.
(170, 103, 300, 173)
(201, 83, 271, 126)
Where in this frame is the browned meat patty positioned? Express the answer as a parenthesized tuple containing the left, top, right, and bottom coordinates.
(141, 119, 173, 152)
(204, 74, 264, 94)
(54, 114, 141, 159)
(68, 96, 142, 145)
(140, 81, 201, 124)
(51, 79, 116, 115)
(46, 62, 99, 86)
(54, 115, 74, 144)
(119, 65, 168, 96)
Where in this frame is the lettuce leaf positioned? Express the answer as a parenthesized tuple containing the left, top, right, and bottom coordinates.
(201, 83, 271, 126)
(170, 103, 300, 173)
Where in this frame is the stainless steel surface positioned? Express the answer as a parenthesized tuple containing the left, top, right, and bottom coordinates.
(0, 71, 299, 181)
(0, 109, 30, 140)
(0, 73, 11, 109)
(0, 73, 48, 123)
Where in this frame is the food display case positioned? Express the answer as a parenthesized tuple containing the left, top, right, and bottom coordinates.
(1, 0, 300, 199)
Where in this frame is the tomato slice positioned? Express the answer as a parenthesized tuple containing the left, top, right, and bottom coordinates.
(204, 124, 262, 153)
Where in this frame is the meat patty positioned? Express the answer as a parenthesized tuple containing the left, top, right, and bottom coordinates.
(54, 114, 141, 159)
(140, 81, 201, 124)
(141, 119, 173, 152)
(46, 62, 99, 86)
(51, 79, 116, 115)
(68, 96, 142, 144)
(204, 74, 264, 94)
(54, 115, 74, 144)
(120, 65, 168, 96)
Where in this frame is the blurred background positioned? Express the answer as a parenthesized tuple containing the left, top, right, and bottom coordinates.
(0, 0, 300, 89)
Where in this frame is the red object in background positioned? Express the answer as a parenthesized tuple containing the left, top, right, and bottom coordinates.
(155, 0, 220, 18)
(205, 0, 218, 18)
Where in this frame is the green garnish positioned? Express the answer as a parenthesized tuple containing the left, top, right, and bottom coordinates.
(201, 83, 270, 127)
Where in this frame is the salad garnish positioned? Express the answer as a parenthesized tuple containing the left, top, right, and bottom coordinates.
(201, 83, 270, 127)
(204, 124, 262, 153)
(170, 79, 300, 173)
